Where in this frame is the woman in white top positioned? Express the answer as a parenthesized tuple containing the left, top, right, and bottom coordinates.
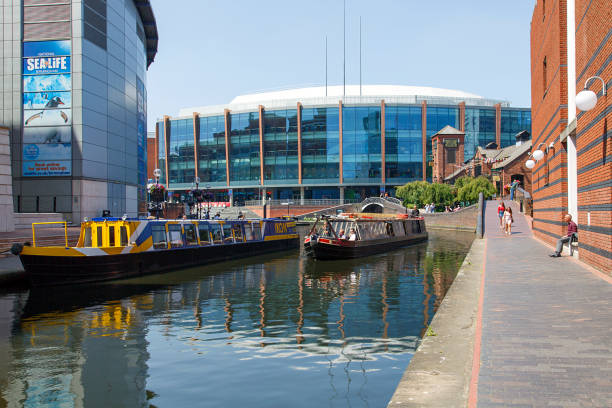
(348, 228, 357, 241)
(503, 207, 513, 235)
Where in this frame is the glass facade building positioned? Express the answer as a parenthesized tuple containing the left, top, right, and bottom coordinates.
(156, 86, 530, 201)
(2, 0, 158, 221)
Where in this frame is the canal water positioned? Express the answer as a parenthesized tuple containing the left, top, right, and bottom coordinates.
(0, 229, 473, 408)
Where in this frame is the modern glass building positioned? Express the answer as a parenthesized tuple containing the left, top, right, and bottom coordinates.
(1, 0, 157, 222)
(156, 85, 530, 203)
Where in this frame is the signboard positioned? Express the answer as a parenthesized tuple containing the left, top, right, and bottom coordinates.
(444, 138, 458, 148)
(22, 40, 72, 177)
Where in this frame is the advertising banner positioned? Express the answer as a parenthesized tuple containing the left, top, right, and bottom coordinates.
(23, 91, 71, 110)
(23, 127, 71, 144)
(22, 40, 72, 177)
(23, 55, 70, 75)
(23, 40, 70, 58)
(22, 160, 71, 177)
(23, 74, 71, 92)
(24, 109, 71, 127)
(23, 143, 71, 161)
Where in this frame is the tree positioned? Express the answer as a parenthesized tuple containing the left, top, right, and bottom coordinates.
(396, 181, 454, 208)
(456, 176, 496, 203)
(396, 181, 430, 208)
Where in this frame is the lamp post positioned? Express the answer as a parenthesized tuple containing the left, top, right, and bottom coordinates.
(576, 76, 606, 111)
(151, 168, 163, 219)
(192, 176, 201, 219)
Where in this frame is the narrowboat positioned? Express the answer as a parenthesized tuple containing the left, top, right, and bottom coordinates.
(303, 213, 427, 260)
(12, 217, 299, 286)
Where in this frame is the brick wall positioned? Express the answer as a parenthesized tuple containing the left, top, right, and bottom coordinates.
(422, 205, 478, 231)
(499, 151, 533, 194)
(530, 0, 570, 249)
(574, 0, 611, 273)
(432, 133, 465, 183)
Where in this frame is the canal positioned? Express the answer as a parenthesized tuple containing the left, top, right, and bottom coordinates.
(0, 229, 473, 407)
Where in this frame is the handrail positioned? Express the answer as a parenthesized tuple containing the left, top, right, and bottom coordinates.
(32, 221, 68, 247)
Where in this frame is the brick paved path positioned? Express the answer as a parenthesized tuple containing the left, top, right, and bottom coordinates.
(476, 200, 612, 407)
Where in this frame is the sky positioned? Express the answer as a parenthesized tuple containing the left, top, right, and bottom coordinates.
(146, 0, 536, 129)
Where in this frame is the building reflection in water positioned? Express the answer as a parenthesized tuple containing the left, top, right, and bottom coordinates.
(0, 230, 473, 407)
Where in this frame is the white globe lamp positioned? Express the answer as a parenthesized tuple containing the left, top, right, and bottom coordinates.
(532, 149, 545, 161)
(575, 89, 598, 111)
(153, 168, 161, 178)
(525, 159, 535, 169)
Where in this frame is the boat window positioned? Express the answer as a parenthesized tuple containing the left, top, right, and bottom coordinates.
(222, 223, 234, 243)
(184, 224, 198, 245)
(403, 221, 409, 235)
(386, 222, 395, 237)
(197, 223, 210, 245)
(244, 223, 254, 241)
(152, 225, 168, 249)
(210, 224, 223, 244)
(414, 220, 422, 233)
(96, 226, 103, 247)
(168, 224, 183, 248)
(252, 223, 262, 240)
(393, 221, 404, 236)
(232, 224, 244, 242)
(120, 226, 128, 246)
(83, 227, 92, 247)
(108, 226, 116, 246)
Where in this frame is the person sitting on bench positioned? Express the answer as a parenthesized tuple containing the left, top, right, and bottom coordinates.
(550, 214, 578, 257)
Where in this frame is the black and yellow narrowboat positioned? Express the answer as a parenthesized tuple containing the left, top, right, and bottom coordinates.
(303, 213, 427, 260)
(12, 217, 299, 286)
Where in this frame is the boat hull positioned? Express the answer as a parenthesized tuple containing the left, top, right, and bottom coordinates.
(305, 233, 428, 260)
(21, 238, 299, 287)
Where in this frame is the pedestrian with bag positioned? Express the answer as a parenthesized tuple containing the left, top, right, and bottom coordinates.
(503, 206, 513, 235)
(497, 201, 506, 229)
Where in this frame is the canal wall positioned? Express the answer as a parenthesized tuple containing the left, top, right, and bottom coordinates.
(422, 205, 478, 232)
(387, 238, 485, 408)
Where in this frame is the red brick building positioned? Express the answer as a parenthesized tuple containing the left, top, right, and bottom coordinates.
(530, 0, 610, 273)
(147, 132, 156, 181)
(432, 126, 465, 183)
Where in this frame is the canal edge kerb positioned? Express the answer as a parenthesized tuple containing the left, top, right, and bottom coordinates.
(468, 238, 486, 408)
(386, 237, 486, 408)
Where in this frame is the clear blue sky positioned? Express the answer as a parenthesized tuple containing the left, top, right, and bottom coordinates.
(146, 0, 535, 128)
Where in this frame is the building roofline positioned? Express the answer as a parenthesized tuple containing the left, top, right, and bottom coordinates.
(133, 0, 158, 68)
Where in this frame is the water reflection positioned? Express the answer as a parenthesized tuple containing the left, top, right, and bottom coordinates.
(0, 230, 473, 408)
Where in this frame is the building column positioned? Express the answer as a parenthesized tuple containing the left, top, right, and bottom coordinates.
(163, 115, 170, 186)
(193, 112, 199, 180)
(339, 187, 345, 205)
(224, 109, 231, 187)
(381, 99, 386, 185)
(421, 101, 427, 181)
(297, 102, 302, 184)
(154, 121, 159, 169)
(300, 187, 305, 205)
(459, 102, 466, 131)
(494, 103, 501, 149)
(339, 100, 344, 184)
(566, 0, 578, 221)
(258, 105, 265, 185)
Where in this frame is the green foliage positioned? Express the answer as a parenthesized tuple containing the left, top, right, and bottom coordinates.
(396, 181, 454, 208)
(454, 176, 472, 190)
(456, 176, 496, 203)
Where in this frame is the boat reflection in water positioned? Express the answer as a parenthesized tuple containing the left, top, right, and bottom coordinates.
(0, 230, 473, 408)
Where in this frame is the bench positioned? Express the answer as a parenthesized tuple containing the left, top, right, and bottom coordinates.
(563, 234, 579, 257)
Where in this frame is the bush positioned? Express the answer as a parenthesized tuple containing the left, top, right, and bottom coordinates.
(456, 176, 496, 203)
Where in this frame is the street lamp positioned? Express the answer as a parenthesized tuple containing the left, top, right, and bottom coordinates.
(576, 76, 606, 111)
(153, 168, 161, 184)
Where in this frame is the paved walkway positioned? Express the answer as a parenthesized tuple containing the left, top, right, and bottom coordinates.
(475, 200, 612, 407)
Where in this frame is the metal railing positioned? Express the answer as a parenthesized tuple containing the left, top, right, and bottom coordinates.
(514, 187, 533, 217)
(244, 198, 360, 207)
(32, 221, 68, 247)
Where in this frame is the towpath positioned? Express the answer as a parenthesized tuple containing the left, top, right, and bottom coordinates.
(474, 200, 612, 406)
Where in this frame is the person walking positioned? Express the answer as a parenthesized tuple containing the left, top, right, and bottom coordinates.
(497, 202, 506, 229)
(503, 206, 513, 235)
(549, 214, 578, 257)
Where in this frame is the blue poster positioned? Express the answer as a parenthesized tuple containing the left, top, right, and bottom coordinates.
(23, 91, 71, 110)
(23, 40, 71, 57)
(23, 74, 71, 92)
(22, 160, 71, 177)
(23, 56, 70, 75)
